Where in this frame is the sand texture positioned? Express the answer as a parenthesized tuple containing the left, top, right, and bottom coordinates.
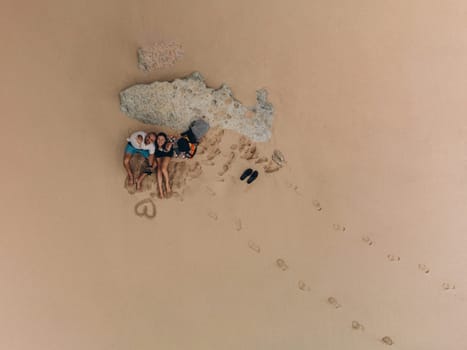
(2, 0, 467, 349)
(137, 40, 184, 71)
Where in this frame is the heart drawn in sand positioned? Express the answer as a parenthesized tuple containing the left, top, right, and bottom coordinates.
(134, 198, 156, 219)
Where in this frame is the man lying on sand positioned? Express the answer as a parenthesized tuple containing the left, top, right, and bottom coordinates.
(123, 131, 156, 187)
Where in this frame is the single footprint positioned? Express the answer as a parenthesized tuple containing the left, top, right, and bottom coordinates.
(234, 218, 242, 231)
(276, 258, 289, 271)
(298, 280, 311, 292)
(205, 186, 216, 196)
(361, 236, 374, 246)
(387, 254, 401, 262)
(312, 200, 322, 211)
(333, 224, 346, 232)
(418, 264, 430, 274)
(255, 156, 268, 164)
(351, 320, 365, 331)
(442, 282, 456, 290)
(248, 240, 261, 253)
(206, 148, 221, 161)
(381, 336, 394, 346)
(204, 129, 224, 147)
(226, 151, 235, 161)
(264, 161, 281, 173)
(241, 144, 257, 160)
(208, 211, 218, 220)
(201, 160, 215, 166)
(327, 296, 342, 309)
(218, 152, 235, 176)
(218, 164, 229, 176)
(271, 149, 286, 167)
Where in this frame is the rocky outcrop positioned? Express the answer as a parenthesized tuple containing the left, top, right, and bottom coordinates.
(119, 72, 274, 142)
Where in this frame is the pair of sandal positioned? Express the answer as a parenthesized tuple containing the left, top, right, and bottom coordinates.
(240, 168, 259, 184)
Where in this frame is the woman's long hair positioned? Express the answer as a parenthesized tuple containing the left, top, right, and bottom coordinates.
(156, 132, 168, 150)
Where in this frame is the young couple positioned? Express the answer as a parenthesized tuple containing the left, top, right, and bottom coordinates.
(123, 130, 194, 197)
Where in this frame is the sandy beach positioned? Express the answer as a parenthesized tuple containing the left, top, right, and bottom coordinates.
(1, 0, 467, 349)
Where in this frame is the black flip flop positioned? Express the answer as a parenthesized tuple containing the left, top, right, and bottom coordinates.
(246, 170, 258, 184)
(240, 168, 253, 181)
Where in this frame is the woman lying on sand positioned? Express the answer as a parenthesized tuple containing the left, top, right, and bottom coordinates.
(152, 133, 197, 197)
(154, 132, 173, 197)
(136, 132, 198, 196)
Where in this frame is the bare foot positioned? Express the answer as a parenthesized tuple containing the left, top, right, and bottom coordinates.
(136, 179, 143, 191)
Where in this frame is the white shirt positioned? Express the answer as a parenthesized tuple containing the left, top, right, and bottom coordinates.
(127, 131, 155, 154)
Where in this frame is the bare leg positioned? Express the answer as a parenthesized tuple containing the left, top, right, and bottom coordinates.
(156, 158, 165, 198)
(136, 162, 156, 191)
(123, 153, 134, 185)
(136, 173, 145, 191)
(161, 157, 171, 194)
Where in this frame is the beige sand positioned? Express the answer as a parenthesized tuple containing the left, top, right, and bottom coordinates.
(1, 0, 467, 349)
